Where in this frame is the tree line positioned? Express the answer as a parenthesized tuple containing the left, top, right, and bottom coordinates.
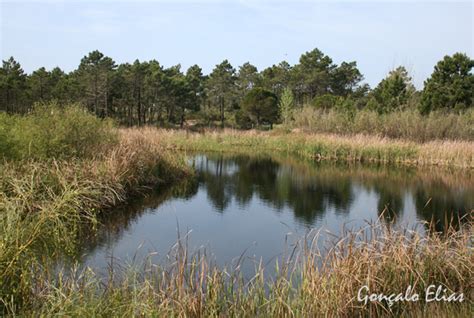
(0, 48, 472, 128)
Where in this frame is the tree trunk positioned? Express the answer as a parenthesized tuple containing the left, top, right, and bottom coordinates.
(6, 88, 11, 113)
(104, 77, 108, 117)
(220, 96, 224, 128)
(94, 72, 98, 115)
(180, 104, 185, 128)
(39, 77, 44, 100)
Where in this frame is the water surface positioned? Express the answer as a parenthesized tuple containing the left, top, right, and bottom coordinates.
(79, 153, 473, 277)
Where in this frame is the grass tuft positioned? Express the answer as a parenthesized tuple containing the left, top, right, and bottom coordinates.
(8, 219, 473, 317)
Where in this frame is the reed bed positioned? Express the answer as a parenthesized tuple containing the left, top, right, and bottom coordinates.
(291, 108, 474, 142)
(129, 127, 474, 169)
(9, 219, 473, 317)
(1, 111, 473, 316)
(0, 128, 192, 312)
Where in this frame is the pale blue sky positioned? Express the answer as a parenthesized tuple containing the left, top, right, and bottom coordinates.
(1, 0, 472, 88)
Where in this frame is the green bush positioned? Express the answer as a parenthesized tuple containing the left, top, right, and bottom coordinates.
(0, 113, 18, 158)
(311, 93, 340, 109)
(1, 102, 118, 160)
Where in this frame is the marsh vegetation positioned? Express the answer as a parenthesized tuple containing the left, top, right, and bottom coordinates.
(0, 47, 472, 317)
(0, 107, 472, 316)
(0, 105, 191, 313)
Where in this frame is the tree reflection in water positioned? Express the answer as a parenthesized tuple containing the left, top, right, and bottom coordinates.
(74, 153, 472, 270)
(194, 153, 471, 229)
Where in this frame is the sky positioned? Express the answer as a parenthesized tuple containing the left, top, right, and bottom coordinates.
(0, 0, 472, 88)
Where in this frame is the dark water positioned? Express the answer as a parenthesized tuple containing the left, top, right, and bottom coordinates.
(79, 153, 473, 277)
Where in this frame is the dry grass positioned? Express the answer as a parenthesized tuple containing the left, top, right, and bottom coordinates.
(130, 127, 474, 169)
(418, 140, 474, 168)
(0, 129, 192, 311)
(291, 108, 474, 142)
(1, 126, 472, 316)
(11, 218, 474, 317)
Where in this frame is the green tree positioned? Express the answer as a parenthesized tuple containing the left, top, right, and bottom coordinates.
(292, 48, 335, 103)
(28, 67, 51, 101)
(113, 60, 150, 126)
(237, 62, 260, 98)
(182, 64, 206, 126)
(206, 60, 237, 127)
(143, 60, 165, 124)
(235, 109, 253, 129)
(77, 50, 116, 117)
(241, 87, 279, 128)
(420, 53, 473, 113)
(162, 66, 191, 126)
(0, 57, 27, 113)
(330, 61, 364, 96)
(110, 62, 134, 125)
(279, 87, 294, 125)
(185, 64, 205, 112)
(49, 67, 73, 104)
(130, 60, 150, 125)
(161, 65, 184, 124)
(369, 66, 415, 113)
(261, 61, 292, 97)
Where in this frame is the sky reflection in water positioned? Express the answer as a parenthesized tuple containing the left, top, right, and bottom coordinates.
(80, 153, 473, 277)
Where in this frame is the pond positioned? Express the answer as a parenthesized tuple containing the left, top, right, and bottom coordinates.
(77, 153, 473, 278)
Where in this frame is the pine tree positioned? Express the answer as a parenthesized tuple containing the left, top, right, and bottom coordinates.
(279, 87, 294, 125)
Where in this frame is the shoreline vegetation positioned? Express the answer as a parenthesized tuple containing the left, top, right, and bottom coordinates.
(131, 127, 474, 169)
(6, 218, 474, 317)
(289, 107, 473, 143)
(0, 105, 472, 316)
(0, 105, 192, 314)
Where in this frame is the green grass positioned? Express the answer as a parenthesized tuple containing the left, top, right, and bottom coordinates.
(0, 102, 117, 160)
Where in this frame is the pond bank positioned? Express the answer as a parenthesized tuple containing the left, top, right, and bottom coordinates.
(0, 129, 192, 313)
(1, 127, 472, 317)
(15, 219, 474, 317)
(76, 152, 473, 293)
(139, 127, 474, 169)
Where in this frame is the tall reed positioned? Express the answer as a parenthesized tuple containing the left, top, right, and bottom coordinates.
(291, 108, 474, 142)
(138, 127, 474, 169)
(0, 128, 192, 311)
(9, 218, 473, 317)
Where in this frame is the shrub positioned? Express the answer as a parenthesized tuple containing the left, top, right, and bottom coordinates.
(1, 102, 118, 160)
(279, 87, 294, 125)
(311, 93, 339, 109)
(0, 112, 18, 158)
(241, 88, 279, 127)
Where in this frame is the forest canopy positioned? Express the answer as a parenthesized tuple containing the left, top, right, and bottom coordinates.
(0, 49, 472, 129)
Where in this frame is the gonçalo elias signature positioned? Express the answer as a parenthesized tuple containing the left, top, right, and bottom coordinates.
(357, 285, 465, 308)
